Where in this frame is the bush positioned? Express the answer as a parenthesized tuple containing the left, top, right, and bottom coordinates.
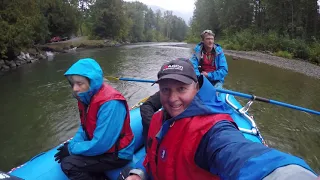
(274, 51, 293, 59)
(309, 43, 320, 64)
(252, 33, 266, 50)
(185, 35, 201, 43)
(220, 29, 320, 64)
(293, 43, 310, 59)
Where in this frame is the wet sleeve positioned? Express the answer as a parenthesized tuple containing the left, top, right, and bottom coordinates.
(70, 125, 87, 143)
(68, 100, 126, 156)
(262, 165, 317, 180)
(195, 121, 316, 179)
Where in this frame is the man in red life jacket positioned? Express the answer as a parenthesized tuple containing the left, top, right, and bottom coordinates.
(190, 29, 228, 89)
(54, 58, 134, 180)
(124, 59, 317, 180)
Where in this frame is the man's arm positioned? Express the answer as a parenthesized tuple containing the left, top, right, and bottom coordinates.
(69, 124, 87, 144)
(190, 53, 201, 76)
(68, 100, 126, 156)
(263, 165, 317, 180)
(195, 121, 316, 179)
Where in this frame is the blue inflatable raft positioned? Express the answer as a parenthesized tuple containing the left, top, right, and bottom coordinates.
(8, 93, 266, 179)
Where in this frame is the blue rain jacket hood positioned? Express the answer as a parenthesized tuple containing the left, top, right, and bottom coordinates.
(64, 58, 103, 104)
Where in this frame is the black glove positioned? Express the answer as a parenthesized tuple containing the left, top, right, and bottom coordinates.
(54, 142, 70, 163)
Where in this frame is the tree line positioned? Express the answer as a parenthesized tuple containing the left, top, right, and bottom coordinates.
(0, 0, 188, 60)
(187, 0, 320, 63)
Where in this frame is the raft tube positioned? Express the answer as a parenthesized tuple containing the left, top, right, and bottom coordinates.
(9, 94, 265, 179)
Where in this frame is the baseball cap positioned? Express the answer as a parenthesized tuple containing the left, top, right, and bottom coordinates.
(154, 58, 198, 85)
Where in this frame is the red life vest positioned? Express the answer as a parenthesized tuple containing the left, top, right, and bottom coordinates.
(201, 51, 216, 72)
(78, 83, 133, 154)
(144, 111, 234, 180)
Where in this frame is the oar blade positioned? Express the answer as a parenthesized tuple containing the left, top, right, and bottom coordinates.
(105, 76, 120, 82)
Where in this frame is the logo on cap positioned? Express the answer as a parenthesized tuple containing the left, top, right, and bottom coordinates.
(163, 64, 183, 71)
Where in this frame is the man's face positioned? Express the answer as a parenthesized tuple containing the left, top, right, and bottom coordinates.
(159, 79, 198, 117)
(67, 75, 90, 95)
(203, 34, 214, 50)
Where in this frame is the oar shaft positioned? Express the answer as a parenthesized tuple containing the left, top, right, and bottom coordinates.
(119, 78, 155, 83)
(216, 89, 320, 115)
(108, 76, 320, 116)
(216, 89, 253, 100)
(269, 99, 320, 115)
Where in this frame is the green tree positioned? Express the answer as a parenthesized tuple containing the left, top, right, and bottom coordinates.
(170, 16, 188, 41)
(144, 8, 156, 41)
(90, 0, 126, 39)
(43, 0, 79, 37)
(124, 2, 147, 41)
(76, 0, 95, 36)
(0, 0, 42, 58)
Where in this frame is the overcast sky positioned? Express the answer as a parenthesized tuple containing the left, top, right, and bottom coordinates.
(123, 0, 195, 13)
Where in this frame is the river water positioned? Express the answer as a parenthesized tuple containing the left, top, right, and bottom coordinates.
(0, 42, 319, 172)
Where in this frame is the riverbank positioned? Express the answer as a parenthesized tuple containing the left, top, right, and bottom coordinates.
(224, 50, 320, 79)
(0, 37, 129, 73)
(37, 36, 127, 53)
(0, 49, 47, 73)
(0, 37, 181, 73)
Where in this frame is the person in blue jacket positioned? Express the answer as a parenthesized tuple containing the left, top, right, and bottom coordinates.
(190, 29, 228, 89)
(125, 59, 317, 180)
(54, 58, 135, 180)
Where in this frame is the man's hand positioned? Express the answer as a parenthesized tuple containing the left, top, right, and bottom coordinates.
(201, 72, 208, 77)
(125, 175, 142, 180)
(54, 142, 70, 163)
